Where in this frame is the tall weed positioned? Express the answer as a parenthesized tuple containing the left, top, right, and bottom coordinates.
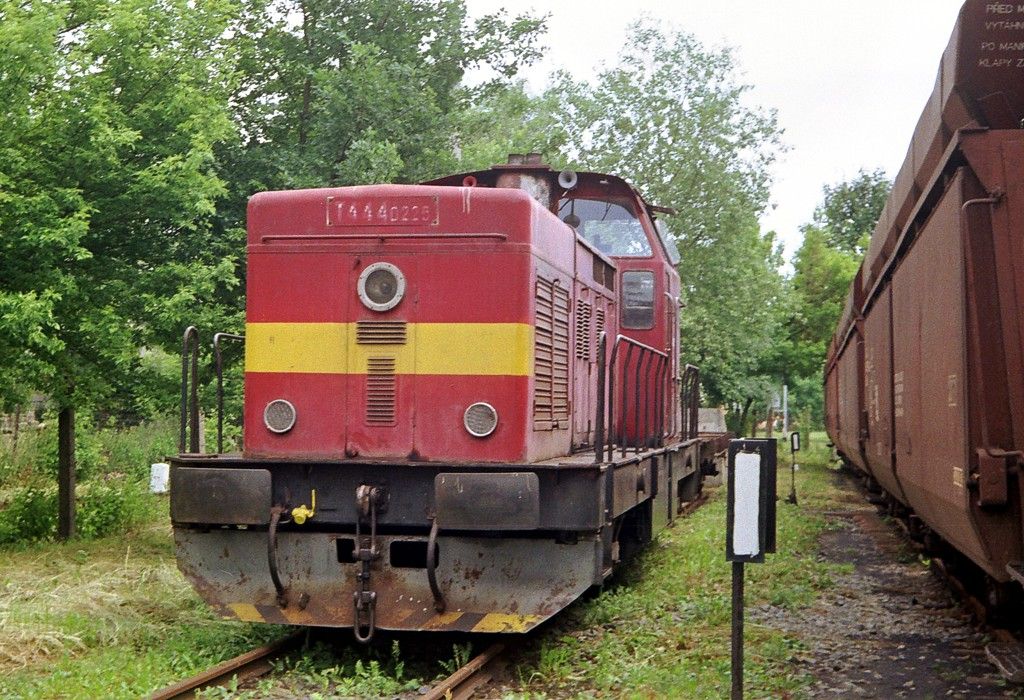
(0, 417, 176, 545)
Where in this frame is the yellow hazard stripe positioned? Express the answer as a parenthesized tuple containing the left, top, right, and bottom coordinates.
(422, 611, 464, 629)
(227, 603, 265, 623)
(471, 612, 542, 633)
(244, 322, 533, 376)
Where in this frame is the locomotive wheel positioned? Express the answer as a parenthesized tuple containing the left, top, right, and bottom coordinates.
(907, 516, 927, 543)
(985, 576, 1017, 621)
(617, 502, 653, 564)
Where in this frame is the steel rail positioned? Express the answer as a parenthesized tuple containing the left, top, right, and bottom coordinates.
(422, 643, 507, 700)
(148, 630, 305, 700)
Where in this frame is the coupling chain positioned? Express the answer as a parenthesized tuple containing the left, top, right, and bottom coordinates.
(353, 484, 382, 643)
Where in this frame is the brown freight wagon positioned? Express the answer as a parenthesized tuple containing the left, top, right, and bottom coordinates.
(825, 0, 1024, 599)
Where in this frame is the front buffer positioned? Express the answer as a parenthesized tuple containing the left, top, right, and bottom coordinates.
(169, 458, 606, 635)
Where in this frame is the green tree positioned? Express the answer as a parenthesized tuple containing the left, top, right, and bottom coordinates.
(813, 167, 891, 255)
(0, 3, 88, 412)
(781, 170, 890, 429)
(448, 81, 567, 171)
(217, 0, 547, 230)
(0, 0, 241, 536)
(534, 17, 786, 424)
(786, 226, 860, 378)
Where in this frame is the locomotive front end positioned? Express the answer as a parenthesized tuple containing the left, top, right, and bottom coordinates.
(170, 157, 697, 639)
(170, 178, 610, 635)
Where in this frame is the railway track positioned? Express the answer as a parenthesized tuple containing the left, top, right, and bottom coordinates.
(150, 492, 712, 699)
(148, 630, 306, 699)
(839, 463, 1024, 683)
(149, 635, 511, 700)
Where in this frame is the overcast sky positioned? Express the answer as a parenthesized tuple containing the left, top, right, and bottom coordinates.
(465, 0, 967, 258)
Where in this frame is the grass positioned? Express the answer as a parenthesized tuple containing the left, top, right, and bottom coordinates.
(0, 418, 283, 698)
(0, 430, 850, 698)
(0, 513, 285, 699)
(508, 432, 850, 698)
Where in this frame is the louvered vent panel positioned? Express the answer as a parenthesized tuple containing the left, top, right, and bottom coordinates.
(534, 278, 570, 425)
(534, 279, 554, 421)
(595, 307, 606, 342)
(356, 321, 407, 345)
(575, 299, 592, 361)
(366, 357, 396, 426)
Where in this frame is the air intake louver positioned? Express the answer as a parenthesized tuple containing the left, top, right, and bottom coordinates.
(366, 357, 397, 425)
(534, 277, 570, 427)
(357, 321, 408, 345)
(575, 299, 592, 362)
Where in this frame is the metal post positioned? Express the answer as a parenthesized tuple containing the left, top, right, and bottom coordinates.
(782, 384, 788, 435)
(788, 432, 799, 506)
(731, 561, 744, 700)
(58, 406, 75, 540)
(788, 453, 799, 505)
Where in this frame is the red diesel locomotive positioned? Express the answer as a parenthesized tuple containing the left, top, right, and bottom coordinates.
(170, 155, 706, 640)
(826, 0, 1024, 606)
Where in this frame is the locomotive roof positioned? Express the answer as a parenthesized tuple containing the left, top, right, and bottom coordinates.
(423, 161, 674, 218)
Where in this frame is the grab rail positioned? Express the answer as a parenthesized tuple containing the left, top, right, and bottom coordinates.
(681, 364, 700, 441)
(179, 326, 200, 453)
(213, 332, 245, 453)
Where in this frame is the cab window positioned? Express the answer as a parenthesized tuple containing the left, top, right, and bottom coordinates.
(558, 197, 652, 257)
(622, 270, 655, 329)
(654, 219, 681, 265)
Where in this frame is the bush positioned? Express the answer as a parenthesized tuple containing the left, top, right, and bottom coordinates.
(78, 481, 147, 539)
(99, 417, 178, 481)
(0, 480, 148, 546)
(0, 415, 175, 546)
(0, 483, 58, 544)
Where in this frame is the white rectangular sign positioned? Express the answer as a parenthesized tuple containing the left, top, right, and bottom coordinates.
(732, 451, 762, 556)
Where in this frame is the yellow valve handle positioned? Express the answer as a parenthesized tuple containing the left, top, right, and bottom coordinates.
(291, 489, 317, 525)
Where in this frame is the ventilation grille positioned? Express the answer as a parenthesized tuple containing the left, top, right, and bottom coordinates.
(357, 320, 407, 345)
(534, 278, 570, 427)
(366, 357, 396, 425)
(595, 307, 606, 344)
(575, 299, 592, 361)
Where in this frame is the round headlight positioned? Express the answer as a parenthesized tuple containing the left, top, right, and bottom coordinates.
(264, 399, 296, 433)
(464, 402, 498, 438)
(358, 262, 405, 312)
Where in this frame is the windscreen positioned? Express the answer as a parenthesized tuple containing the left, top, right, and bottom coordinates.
(558, 197, 652, 257)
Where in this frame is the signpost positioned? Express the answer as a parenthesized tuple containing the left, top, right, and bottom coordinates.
(726, 439, 777, 700)
(787, 431, 801, 505)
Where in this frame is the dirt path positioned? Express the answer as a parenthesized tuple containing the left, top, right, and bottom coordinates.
(753, 471, 1020, 699)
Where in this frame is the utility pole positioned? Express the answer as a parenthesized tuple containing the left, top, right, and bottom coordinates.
(782, 384, 789, 435)
(58, 406, 75, 540)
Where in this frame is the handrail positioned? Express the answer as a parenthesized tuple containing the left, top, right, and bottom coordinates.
(598, 334, 671, 460)
(180, 326, 200, 453)
(213, 332, 245, 454)
(681, 364, 700, 441)
(594, 332, 608, 464)
(656, 355, 669, 446)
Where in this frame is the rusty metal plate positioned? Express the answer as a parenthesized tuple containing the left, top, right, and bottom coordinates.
(174, 528, 597, 631)
(836, 333, 866, 472)
(434, 472, 539, 530)
(977, 450, 1009, 507)
(171, 467, 271, 525)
